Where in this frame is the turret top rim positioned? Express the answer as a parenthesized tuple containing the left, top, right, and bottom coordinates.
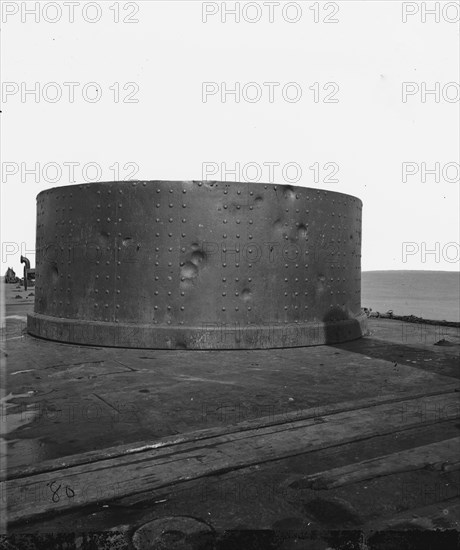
(36, 180, 362, 206)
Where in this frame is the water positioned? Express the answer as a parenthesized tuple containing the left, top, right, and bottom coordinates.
(361, 271, 460, 322)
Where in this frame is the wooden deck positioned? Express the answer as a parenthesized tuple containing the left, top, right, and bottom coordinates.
(1, 284, 459, 548)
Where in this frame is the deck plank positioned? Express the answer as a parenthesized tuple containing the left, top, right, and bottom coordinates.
(294, 437, 460, 489)
(4, 390, 459, 523)
(5, 383, 458, 480)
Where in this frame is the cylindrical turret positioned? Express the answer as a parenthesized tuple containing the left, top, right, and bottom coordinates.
(27, 180, 366, 349)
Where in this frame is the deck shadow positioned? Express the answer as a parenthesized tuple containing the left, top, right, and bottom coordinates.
(331, 337, 460, 379)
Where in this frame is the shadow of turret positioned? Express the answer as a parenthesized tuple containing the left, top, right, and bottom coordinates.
(323, 307, 363, 345)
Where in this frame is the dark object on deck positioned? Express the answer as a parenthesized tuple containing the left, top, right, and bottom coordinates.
(434, 339, 455, 347)
(20, 256, 35, 291)
(4, 267, 18, 284)
(27, 181, 366, 349)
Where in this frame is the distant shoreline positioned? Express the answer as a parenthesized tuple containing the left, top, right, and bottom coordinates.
(362, 270, 459, 274)
(362, 271, 459, 323)
(363, 309, 459, 328)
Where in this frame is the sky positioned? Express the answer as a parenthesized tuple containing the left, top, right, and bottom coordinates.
(1, 0, 459, 275)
